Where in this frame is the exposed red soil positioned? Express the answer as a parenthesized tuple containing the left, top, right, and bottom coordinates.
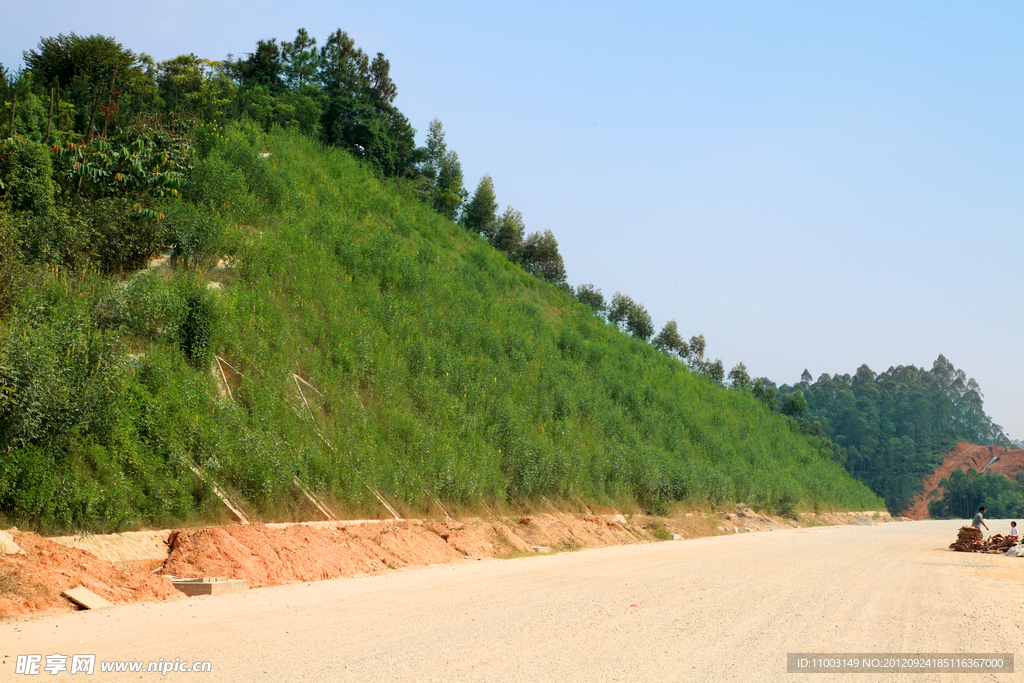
(3, 508, 891, 619)
(905, 441, 1024, 520)
(160, 515, 655, 588)
(0, 531, 181, 619)
(161, 522, 466, 587)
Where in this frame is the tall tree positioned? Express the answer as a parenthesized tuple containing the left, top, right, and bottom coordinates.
(157, 54, 236, 121)
(653, 320, 688, 359)
(24, 33, 155, 134)
(753, 378, 778, 411)
(433, 149, 464, 220)
(781, 390, 808, 418)
(281, 29, 319, 90)
(608, 293, 653, 341)
(625, 301, 654, 342)
(574, 284, 606, 316)
(607, 292, 634, 330)
(367, 53, 397, 107)
(728, 362, 752, 390)
(0, 63, 12, 107)
(520, 229, 567, 284)
(792, 355, 1011, 514)
(235, 39, 285, 92)
(423, 117, 446, 178)
(703, 358, 725, 385)
(462, 174, 498, 235)
(319, 29, 367, 92)
(492, 206, 524, 258)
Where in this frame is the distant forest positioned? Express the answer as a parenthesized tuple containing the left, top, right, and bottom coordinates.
(753, 356, 1011, 514)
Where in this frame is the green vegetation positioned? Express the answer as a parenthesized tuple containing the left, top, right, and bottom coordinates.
(0, 31, 884, 533)
(762, 362, 1012, 515)
(928, 469, 1024, 520)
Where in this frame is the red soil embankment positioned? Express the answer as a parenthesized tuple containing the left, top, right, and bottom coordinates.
(905, 441, 1024, 520)
(3, 509, 889, 619)
(160, 516, 640, 588)
(0, 531, 181, 618)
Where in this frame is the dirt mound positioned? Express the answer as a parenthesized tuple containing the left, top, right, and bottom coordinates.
(4, 508, 892, 618)
(160, 515, 657, 588)
(46, 529, 173, 571)
(905, 442, 1024, 520)
(162, 522, 466, 588)
(512, 513, 647, 549)
(0, 531, 181, 619)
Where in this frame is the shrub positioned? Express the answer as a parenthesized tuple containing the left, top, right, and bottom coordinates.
(177, 278, 216, 369)
(78, 197, 164, 273)
(0, 216, 23, 316)
(0, 137, 55, 215)
(164, 201, 224, 267)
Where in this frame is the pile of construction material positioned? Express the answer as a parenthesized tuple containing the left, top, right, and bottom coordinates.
(949, 526, 1020, 553)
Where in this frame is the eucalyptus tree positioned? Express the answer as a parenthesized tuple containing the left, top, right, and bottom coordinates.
(575, 284, 606, 316)
(608, 293, 653, 342)
(492, 206, 525, 258)
(728, 362, 752, 390)
(653, 320, 688, 359)
(462, 174, 498, 236)
(520, 229, 567, 284)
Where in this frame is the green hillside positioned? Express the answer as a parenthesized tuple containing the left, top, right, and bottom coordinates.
(0, 31, 883, 532)
(0, 122, 882, 532)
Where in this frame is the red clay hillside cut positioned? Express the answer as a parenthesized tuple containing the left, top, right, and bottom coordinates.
(905, 441, 1024, 520)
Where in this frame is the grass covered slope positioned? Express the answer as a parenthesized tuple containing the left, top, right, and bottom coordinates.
(0, 124, 882, 532)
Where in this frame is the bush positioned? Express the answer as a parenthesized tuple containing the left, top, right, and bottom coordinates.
(177, 278, 216, 369)
(165, 201, 224, 267)
(77, 197, 164, 273)
(0, 137, 55, 215)
(0, 216, 23, 316)
(96, 273, 181, 340)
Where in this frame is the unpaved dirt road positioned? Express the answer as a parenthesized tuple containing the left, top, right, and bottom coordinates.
(4, 519, 1022, 682)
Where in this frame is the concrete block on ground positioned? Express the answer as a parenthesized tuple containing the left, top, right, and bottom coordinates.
(169, 577, 249, 597)
(62, 587, 113, 610)
(532, 545, 552, 554)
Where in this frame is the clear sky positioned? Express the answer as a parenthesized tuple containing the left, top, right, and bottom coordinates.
(4, 1, 1022, 438)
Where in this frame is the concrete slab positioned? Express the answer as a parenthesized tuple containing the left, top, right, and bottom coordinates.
(532, 545, 552, 554)
(62, 587, 113, 610)
(169, 577, 249, 597)
(0, 530, 25, 555)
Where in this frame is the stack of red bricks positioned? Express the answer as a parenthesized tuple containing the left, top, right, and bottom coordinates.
(949, 525, 1019, 553)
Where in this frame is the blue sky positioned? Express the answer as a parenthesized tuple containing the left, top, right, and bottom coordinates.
(4, 1, 1022, 438)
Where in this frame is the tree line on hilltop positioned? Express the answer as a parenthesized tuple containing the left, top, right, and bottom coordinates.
(1, 30, 746, 392)
(748, 356, 1012, 514)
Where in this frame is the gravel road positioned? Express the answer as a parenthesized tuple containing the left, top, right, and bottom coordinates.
(4, 519, 1022, 682)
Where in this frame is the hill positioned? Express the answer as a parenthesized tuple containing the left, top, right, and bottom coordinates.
(905, 442, 1024, 520)
(774, 361, 1011, 515)
(1, 31, 884, 532)
(0, 122, 883, 532)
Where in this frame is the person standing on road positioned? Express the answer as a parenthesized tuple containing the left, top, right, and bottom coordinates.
(1010, 521, 1019, 543)
(972, 506, 989, 535)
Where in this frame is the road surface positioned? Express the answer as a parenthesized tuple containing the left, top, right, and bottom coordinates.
(4, 519, 1022, 682)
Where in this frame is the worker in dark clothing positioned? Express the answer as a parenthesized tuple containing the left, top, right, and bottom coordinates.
(972, 506, 989, 533)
